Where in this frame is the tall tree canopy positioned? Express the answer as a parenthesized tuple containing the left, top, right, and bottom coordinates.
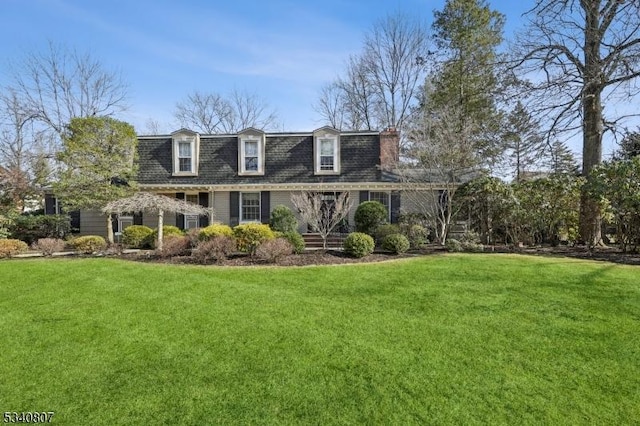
(54, 117, 137, 243)
(424, 0, 506, 165)
(513, 0, 640, 244)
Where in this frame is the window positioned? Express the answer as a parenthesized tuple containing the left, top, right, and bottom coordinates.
(185, 194, 200, 229)
(244, 140, 259, 172)
(178, 142, 192, 172)
(118, 215, 133, 231)
(172, 131, 199, 176)
(313, 127, 340, 174)
(241, 192, 261, 222)
(319, 139, 335, 171)
(369, 191, 390, 221)
(238, 130, 265, 175)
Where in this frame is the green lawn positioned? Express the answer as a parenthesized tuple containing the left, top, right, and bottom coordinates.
(0, 254, 638, 425)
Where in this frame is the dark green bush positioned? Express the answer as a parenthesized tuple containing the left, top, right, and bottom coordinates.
(270, 205, 298, 233)
(9, 214, 72, 245)
(355, 201, 388, 236)
(382, 233, 410, 254)
(70, 235, 107, 254)
(233, 223, 275, 256)
(343, 232, 375, 258)
(282, 231, 305, 254)
(375, 223, 401, 245)
(122, 225, 153, 248)
(0, 239, 28, 258)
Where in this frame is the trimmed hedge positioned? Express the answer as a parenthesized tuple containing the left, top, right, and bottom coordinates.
(9, 214, 72, 245)
(269, 205, 298, 233)
(0, 239, 28, 258)
(233, 223, 275, 256)
(283, 231, 305, 254)
(382, 233, 410, 254)
(355, 201, 388, 236)
(343, 232, 375, 258)
(198, 224, 233, 241)
(122, 225, 153, 248)
(70, 235, 107, 254)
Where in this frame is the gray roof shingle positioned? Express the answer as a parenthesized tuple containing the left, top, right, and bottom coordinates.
(136, 132, 383, 185)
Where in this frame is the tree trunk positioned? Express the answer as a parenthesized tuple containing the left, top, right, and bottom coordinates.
(157, 210, 164, 251)
(579, 3, 604, 247)
(106, 214, 114, 244)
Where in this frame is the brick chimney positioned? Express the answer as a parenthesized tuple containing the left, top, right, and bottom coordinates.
(379, 127, 399, 170)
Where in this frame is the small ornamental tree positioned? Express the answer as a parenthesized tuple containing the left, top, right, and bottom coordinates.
(291, 191, 353, 250)
(54, 117, 138, 244)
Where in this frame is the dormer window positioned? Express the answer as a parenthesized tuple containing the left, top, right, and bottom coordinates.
(238, 128, 265, 176)
(172, 129, 199, 176)
(313, 126, 340, 175)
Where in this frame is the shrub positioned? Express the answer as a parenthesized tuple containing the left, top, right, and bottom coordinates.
(343, 232, 375, 258)
(31, 238, 66, 256)
(70, 235, 107, 254)
(375, 223, 401, 245)
(146, 225, 184, 248)
(283, 231, 305, 254)
(198, 224, 233, 241)
(404, 224, 429, 249)
(122, 225, 153, 248)
(270, 205, 298, 233)
(355, 201, 388, 236)
(9, 214, 72, 245)
(445, 238, 463, 253)
(0, 239, 28, 258)
(461, 241, 485, 252)
(255, 238, 294, 263)
(157, 235, 191, 258)
(382, 233, 410, 254)
(233, 223, 275, 256)
(193, 236, 237, 264)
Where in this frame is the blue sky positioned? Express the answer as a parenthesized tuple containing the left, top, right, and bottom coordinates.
(0, 0, 534, 134)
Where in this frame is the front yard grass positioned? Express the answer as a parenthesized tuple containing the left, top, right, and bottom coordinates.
(0, 254, 638, 425)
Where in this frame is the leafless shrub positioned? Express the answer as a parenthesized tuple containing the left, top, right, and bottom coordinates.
(193, 236, 236, 264)
(255, 238, 293, 263)
(157, 235, 191, 258)
(31, 238, 66, 256)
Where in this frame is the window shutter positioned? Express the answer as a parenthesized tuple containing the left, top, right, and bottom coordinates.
(45, 194, 56, 215)
(198, 192, 209, 227)
(260, 191, 270, 224)
(69, 211, 81, 232)
(133, 212, 143, 226)
(359, 191, 369, 204)
(175, 192, 185, 229)
(230, 192, 239, 227)
(111, 215, 119, 233)
(390, 192, 401, 224)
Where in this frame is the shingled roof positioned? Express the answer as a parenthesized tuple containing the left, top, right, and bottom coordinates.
(136, 132, 383, 185)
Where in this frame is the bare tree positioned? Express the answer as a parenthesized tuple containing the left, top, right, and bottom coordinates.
(399, 104, 481, 244)
(7, 41, 128, 138)
(174, 89, 279, 134)
(512, 0, 640, 245)
(316, 12, 430, 131)
(291, 191, 353, 250)
(314, 82, 347, 130)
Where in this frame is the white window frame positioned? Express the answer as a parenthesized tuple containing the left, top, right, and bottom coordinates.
(314, 133, 340, 175)
(239, 136, 265, 175)
(369, 191, 391, 221)
(240, 192, 261, 223)
(118, 214, 134, 232)
(172, 134, 199, 176)
(184, 194, 200, 229)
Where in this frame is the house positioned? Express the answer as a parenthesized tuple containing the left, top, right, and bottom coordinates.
(45, 126, 441, 236)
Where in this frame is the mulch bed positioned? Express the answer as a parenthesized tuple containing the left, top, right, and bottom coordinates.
(118, 244, 640, 267)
